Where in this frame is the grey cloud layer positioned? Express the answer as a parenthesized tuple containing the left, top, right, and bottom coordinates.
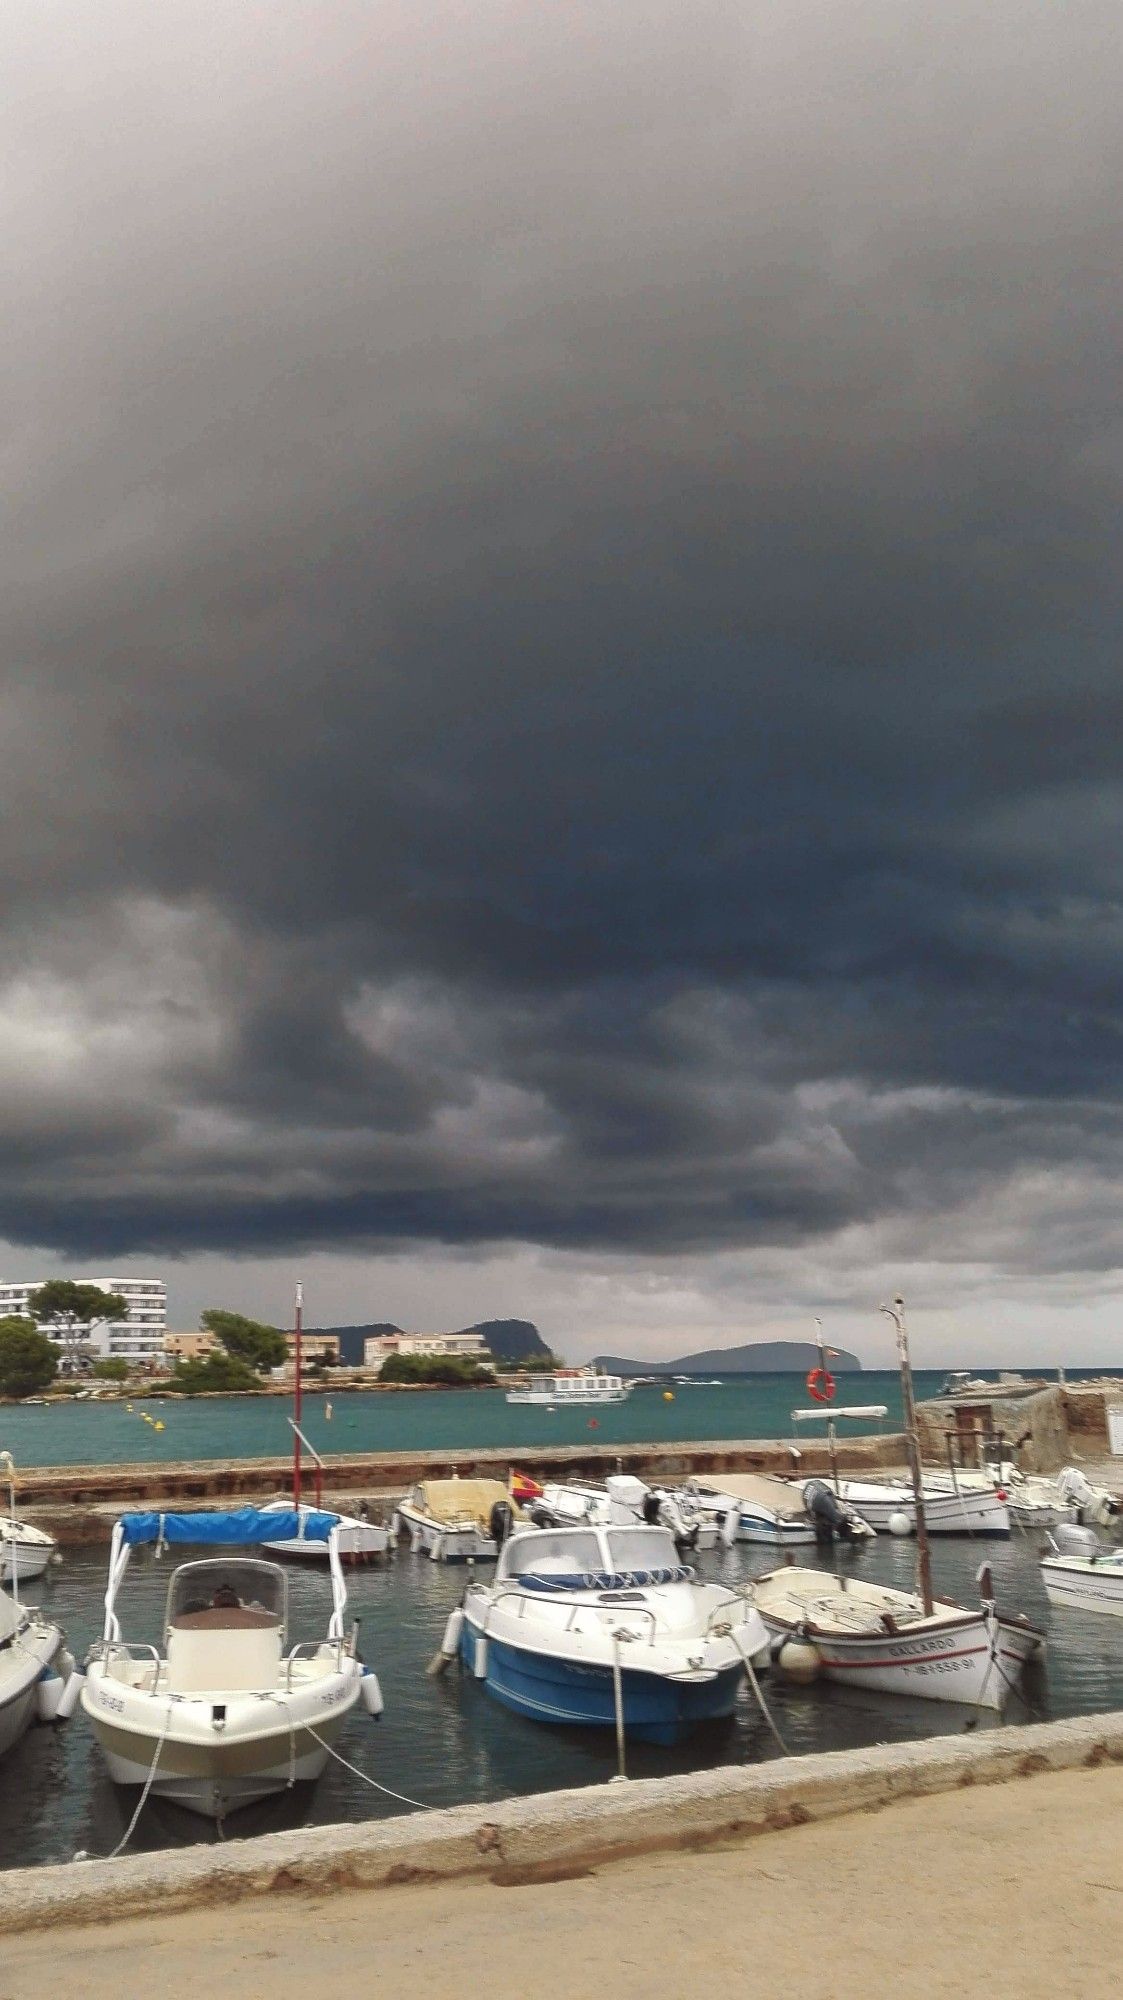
(3, 2, 1123, 1286)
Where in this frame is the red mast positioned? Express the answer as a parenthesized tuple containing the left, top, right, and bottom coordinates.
(293, 1280, 303, 1507)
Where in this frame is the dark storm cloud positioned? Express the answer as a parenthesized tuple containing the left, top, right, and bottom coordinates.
(3, 1, 1123, 1281)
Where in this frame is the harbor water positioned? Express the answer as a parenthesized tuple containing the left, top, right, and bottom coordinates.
(0, 1369, 1111, 1469)
(5, 1513, 1123, 1873)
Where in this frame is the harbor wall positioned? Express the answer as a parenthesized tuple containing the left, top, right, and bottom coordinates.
(13, 1432, 909, 1541)
(0, 1707, 1120, 1936)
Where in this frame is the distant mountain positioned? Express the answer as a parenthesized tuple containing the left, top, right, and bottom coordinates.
(307, 1318, 551, 1367)
(592, 1340, 862, 1375)
(462, 1319, 552, 1363)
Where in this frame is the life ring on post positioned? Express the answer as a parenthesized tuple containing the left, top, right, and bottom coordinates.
(806, 1367, 836, 1404)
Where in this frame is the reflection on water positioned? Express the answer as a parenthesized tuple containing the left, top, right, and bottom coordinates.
(3, 1524, 1120, 1872)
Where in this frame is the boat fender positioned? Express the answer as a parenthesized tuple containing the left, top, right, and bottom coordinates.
(360, 1668, 384, 1718)
(472, 1633, 488, 1679)
(777, 1637, 821, 1684)
(55, 1668, 85, 1721)
(441, 1606, 465, 1658)
(36, 1669, 65, 1723)
(887, 1510, 912, 1537)
(720, 1505, 740, 1549)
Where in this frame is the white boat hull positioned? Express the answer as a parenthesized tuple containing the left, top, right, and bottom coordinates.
(0, 1616, 63, 1760)
(1, 1523, 58, 1583)
(837, 1481, 1010, 1536)
(754, 1569, 1042, 1709)
(393, 1506, 497, 1563)
(82, 1664, 362, 1817)
(506, 1389, 629, 1404)
(1041, 1556, 1123, 1616)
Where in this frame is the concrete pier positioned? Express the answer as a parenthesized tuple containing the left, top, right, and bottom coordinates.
(13, 1432, 909, 1540)
(0, 1708, 1119, 1941)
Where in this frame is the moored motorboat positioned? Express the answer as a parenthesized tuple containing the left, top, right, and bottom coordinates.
(685, 1472, 820, 1546)
(451, 1523, 770, 1744)
(530, 1475, 718, 1550)
(753, 1565, 1043, 1709)
(1040, 1523, 1123, 1616)
(394, 1477, 517, 1561)
(0, 1516, 58, 1584)
(82, 1507, 378, 1819)
(0, 1581, 76, 1760)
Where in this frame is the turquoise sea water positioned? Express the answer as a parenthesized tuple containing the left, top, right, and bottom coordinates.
(1, 1368, 1107, 1469)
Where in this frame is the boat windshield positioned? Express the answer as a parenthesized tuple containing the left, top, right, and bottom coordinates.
(604, 1527, 680, 1573)
(165, 1558, 287, 1636)
(506, 1531, 602, 1577)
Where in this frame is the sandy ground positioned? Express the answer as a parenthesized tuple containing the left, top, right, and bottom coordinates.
(5, 1765, 1123, 1999)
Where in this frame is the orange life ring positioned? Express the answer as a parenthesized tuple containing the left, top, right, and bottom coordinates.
(806, 1366, 836, 1404)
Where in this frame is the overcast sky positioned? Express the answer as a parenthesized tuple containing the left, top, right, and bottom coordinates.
(3, 2, 1123, 1365)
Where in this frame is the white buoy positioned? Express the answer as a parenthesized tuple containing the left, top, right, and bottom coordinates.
(777, 1637, 821, 1684)
(56, 1669, 84, 1721)
(360, 1669, 384, 1717)
(426, 1604, 464, 1675)
(887, 1510, 913, 1537)
(36, 1672, 65, 1722)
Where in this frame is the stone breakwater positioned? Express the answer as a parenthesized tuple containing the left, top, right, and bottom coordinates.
(14, 1433, 908, 1542)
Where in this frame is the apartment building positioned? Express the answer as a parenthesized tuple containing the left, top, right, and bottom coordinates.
(0, 1277, 167, 1365)
(363, 1329, 489, 1370)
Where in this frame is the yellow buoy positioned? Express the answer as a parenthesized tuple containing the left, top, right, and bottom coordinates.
(663, 1390, 674, 1402)
(154, 1420, 165, 1432)
(125, 1403, 133, 1413)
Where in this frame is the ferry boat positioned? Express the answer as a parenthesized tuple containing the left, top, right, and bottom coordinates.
(506, 1368, 630, 1406)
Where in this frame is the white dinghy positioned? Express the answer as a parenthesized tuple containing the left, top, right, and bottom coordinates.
(82, 1507, 379, 1819)
(1040, 1523, 1123, 1616)
(685, 1472, 823, 1547)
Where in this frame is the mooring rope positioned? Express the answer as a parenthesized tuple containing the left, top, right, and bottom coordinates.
(103, 1700, 175, 1860)
(304, 1723, 433, 1810)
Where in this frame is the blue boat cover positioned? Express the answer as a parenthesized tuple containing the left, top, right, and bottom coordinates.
(118, 1507, 340, 1547)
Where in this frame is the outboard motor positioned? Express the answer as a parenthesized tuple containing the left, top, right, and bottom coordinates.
(641, 1490, 663, 1526)
(655, 1491, 699, 1552)
(804, 1479, 860, 1544)
(1051, 1522, 1101, 1561)
(488, 1499, 514, 1548)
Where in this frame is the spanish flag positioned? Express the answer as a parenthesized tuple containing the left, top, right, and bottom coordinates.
(509, 1469, 543, 1503)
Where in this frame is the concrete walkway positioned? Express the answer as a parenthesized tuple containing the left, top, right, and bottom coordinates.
(5, 1763, 1122, 1999)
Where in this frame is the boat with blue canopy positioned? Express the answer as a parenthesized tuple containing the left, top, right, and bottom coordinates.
(81, 1507, 382, 1820)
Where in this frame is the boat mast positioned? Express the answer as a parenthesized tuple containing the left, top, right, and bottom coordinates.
(293, 1280, 303, 1508)
(814, 1317, 840, 1492)
(881, 1295, 933, 1616)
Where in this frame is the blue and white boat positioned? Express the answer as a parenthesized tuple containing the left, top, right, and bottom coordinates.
(450, 1524, 770, 1745)
(82, 1507, 382, 1819)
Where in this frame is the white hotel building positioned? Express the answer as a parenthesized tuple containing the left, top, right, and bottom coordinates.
(0, 1277, 167, 1366)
